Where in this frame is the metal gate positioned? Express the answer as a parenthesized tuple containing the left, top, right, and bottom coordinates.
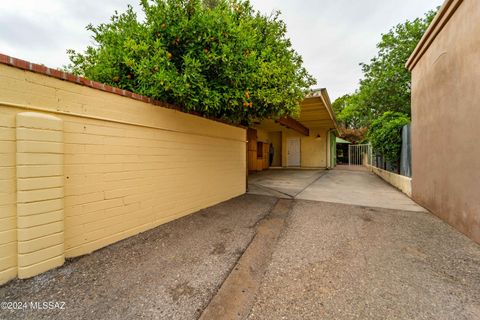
(348, 144, 371, 166)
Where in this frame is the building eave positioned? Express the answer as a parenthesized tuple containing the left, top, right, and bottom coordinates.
(319, 88, 339, 132)
(406, 0, 463, 71)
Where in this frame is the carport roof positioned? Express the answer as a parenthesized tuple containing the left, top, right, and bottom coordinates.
(255, 88, 339, 136)
(299, 88, 338, 130)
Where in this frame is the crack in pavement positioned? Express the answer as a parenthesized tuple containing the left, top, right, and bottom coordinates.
(198, 199, 293, 320)
(248, 170, 328, 200)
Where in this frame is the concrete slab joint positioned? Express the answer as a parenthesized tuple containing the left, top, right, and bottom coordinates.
(15, 112, 65, 279)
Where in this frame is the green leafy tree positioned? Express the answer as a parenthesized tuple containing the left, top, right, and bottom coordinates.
(332, 94, 350, 123)
(65, 0, 316, 125)
(333, 10, 436, 129)
(333, 93, 371, 129)
(368, 112, 410, 168)
(332, 94, 348, 115)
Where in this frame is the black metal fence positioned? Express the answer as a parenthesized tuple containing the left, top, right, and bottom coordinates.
(371, 124, 412, 177)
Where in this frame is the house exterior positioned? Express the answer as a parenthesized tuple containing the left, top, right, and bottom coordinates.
(247, 89, 338, 171)
(406, 0, 480, 244)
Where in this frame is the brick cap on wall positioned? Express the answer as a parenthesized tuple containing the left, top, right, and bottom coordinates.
(0, 53, 245, 129)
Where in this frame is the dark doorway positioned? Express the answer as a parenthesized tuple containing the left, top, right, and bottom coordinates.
(336, 143, 349, 164)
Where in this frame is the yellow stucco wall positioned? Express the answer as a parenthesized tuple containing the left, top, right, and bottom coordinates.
(15, 112, 66, 279)
(0, 64, 246, 284)
(256, 128, 269, 142)
(364, 161, 412, 197)
(281, 127, 329, 168)
(0, 108, 16, 285)
(267, 132, 282, 167)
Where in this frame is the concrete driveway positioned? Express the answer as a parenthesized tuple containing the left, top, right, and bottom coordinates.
(248, 168, 425, 212)
(248, 200, 480, 320)
(245, 168, 479, 320)
(247, 169, 325, 198)
(2, 169, 479, 320)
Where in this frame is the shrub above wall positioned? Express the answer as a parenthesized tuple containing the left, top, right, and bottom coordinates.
(0, 56, 247, 285)
(65, 0, 316, 125)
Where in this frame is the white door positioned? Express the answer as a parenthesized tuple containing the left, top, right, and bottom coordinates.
(287, 138, 300, 167)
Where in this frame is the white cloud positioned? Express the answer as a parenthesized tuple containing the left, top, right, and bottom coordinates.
(249, 0, 442, 99)
(0, 0, 144, 67)
(0, 0, 442, 99)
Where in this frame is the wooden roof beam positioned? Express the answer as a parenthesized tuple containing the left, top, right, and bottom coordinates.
(276, 116, 309, 136)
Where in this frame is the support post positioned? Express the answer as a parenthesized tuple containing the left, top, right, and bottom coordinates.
(16, 112, 65, 279)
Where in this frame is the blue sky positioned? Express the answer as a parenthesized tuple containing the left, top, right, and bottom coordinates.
(0, 0, 442, 100)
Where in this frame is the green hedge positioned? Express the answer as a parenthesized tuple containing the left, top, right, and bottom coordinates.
(66, 0, 315, 125)
(367, 112, 410, 166)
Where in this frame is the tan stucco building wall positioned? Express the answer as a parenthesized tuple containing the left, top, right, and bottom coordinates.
(407, 0, 480, 244)
(0, 62, 246, 284)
